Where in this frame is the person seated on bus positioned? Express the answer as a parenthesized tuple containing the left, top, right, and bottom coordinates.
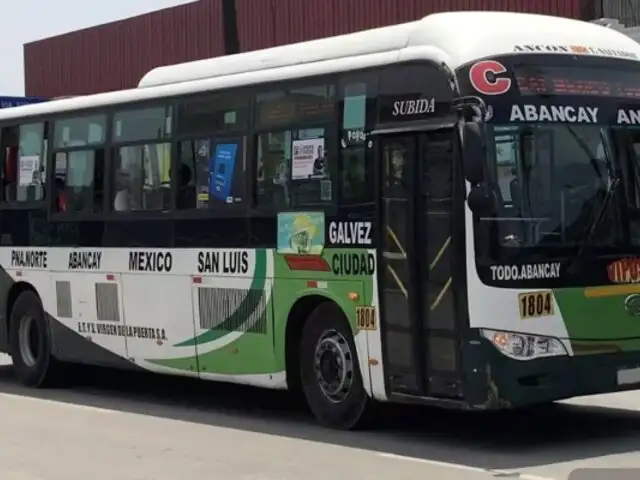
(55, 177, 68, 213)
(176, 163, 195, 209)
(113, 170, 132, 211)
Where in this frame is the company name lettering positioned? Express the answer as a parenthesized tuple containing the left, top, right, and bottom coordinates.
(129, 251, 173, 272)
(510, 105, 598, 123)
(78, 322, 167, 341)
(197, 250, 249, 274)
(331, 253, 375, 276)
(607, 258, 640, 283)
(11, 250, 47, 269)
(617, 109, 640, 125)
(68, 251, 102, 270)
(392, 98, 435, 116)
(490, 263, 561, 281)
(514, 44, 573, 53)
(513, 44, 637, 59)
(328, 221, 372, 246)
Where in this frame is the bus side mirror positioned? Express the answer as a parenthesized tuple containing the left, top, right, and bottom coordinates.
(467, 187, 495, 217)
(463, 122, 485, 185)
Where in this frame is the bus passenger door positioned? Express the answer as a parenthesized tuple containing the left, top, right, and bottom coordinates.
(378, 130, 462, 399)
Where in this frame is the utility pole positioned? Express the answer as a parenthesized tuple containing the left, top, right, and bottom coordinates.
(221, 0, 240, 55)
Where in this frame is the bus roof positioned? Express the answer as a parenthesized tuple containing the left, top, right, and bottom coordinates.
(138, 10, 640, 88)
(2, 11, 639, 123)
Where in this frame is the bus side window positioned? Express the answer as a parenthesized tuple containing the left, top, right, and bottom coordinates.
(174, 92, 249, 210)
(0, 126, 18, 202)
(254, 83, 335, 208)
(339, 74, 377, 205)
(53, 115, 107, 214)
(1, 123, 47, 203)
(111, 106, 172, 212)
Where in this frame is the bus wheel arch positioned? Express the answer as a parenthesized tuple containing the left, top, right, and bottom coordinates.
(5, 281, 39, 347)
(288, 297, 369, 429)
(285, 294, 328, 394)
(7, 284, 57, 387)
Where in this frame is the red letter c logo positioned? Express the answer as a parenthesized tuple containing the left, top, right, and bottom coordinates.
(469, 60, 511, 95)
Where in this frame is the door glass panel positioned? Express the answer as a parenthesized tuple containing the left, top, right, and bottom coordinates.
(378, 132, 461, 398)
(421, 133, 455, 332)
(382, 139, 410, 314)
(380, 136, 418, 392)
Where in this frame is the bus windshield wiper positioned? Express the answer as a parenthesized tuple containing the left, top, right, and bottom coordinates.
(564, 124, 605, 186)
(566, 178, 620, 273)
(566, 129, 619, 273)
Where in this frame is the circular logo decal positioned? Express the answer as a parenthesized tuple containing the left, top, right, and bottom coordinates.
(624, 294, 640, 316)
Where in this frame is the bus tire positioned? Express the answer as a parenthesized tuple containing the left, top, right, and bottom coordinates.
(9, 290, 56, 388)
(300, 302, 369, 430)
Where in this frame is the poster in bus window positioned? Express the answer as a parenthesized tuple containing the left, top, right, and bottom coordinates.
(18, 155, 39, 186)
(291, 137, 326, 180)
(209, 142, 238, 202)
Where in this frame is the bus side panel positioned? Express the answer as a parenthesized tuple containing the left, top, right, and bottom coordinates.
(136, 248, 283, 388)
(0, 263, 15, 354)
(0, 246, 143, 371)
(272, 248, 373, 397)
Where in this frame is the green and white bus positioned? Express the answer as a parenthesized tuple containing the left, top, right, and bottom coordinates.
(2, 10, 640, 429)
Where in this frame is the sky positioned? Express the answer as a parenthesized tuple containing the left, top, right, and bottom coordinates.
(0, 0, 195, 95)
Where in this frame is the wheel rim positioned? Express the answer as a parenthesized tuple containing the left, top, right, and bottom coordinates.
(18, 315, 41, 368)
(313, 329, 354, 403)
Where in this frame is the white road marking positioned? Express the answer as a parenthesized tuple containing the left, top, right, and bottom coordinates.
(0, 391, 560, 480)
(378, 452, 494, 472)
(377, 453, 557, 480)
(518, 476, 559, 480)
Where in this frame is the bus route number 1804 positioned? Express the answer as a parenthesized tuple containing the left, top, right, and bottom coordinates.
(356, 306, 377, 330)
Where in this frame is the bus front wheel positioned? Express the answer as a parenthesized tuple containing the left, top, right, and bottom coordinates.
(9, 290, 56, 387)
(300, 302, 369, 429)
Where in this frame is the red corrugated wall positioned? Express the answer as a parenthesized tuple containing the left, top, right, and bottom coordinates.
(24, 1, 224, 98)
(24, 0, 594, 98)
(235, 0, 591, 50)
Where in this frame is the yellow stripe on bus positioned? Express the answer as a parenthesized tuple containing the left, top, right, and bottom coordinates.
(584, 284, 640, 298)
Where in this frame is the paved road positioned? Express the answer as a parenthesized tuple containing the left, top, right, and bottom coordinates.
(0, 354, 638, 480)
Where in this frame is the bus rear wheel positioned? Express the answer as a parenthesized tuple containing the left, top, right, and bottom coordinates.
(9, 290, 56, 387)
(300, 302, 369, 429)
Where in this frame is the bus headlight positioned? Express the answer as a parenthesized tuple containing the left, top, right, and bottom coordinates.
(481, 329, 568, 361)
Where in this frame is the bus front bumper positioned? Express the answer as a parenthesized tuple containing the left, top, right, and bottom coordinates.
(465, 340, 640, 409)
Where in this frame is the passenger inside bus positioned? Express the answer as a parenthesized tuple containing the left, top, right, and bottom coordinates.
(113, 170, 132, 211)
(2, 132, 18, 201)
(55, 177, 67, 212)
(112, 143, 170, 211)
(1, 124, 47, 203)
(176, 163, 196, 209)
(113, 160, 194, 211)
(56, 149, 104, 213)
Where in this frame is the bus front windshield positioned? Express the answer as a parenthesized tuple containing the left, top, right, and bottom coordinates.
(489, 123, 626, 249)
(458, 55, 640, 287)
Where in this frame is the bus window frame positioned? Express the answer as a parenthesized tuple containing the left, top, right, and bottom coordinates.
(111, 105, 173, 145)
(175, 90, 250, 137)
(337, 70, 379, 207)
(0, 60, 456, 223)
(0, 118, 50, 211)
(48, 110, 110, 221)
(251, 74, 340, 216)
(170, 88, 252, 219)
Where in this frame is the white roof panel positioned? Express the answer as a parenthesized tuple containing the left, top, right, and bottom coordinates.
(1, 11, 640, 123)
(139, 11, 640, 88)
